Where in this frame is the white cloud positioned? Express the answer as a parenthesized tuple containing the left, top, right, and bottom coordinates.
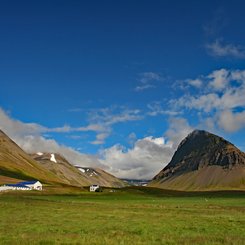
(165, 117, 193, 149)
(175, 69, 245, 113)
(47, 123, 105, 133)
(135, 84, 156, 91)
(206, 39, 245, 59)
(86, 106, 144, 144)
(135, 72, 162, 92)
(98, 117, 193, 179)
(0, 108, 107, 139)
(91, 132, 110, 145)
(172, 69, 245, 133)
(0, 108, 46, 137)
(147, 101, 180, 116)
(187, 79, 203, 88)
(217, 110, 245, 132)
(87, 107, 143, 126)
(175, 93, 221, 113)
(99, 136, 173, 180)
(207, 68, 230, 91)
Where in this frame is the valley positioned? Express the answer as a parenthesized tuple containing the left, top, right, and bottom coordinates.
(0, 187, 244, 245)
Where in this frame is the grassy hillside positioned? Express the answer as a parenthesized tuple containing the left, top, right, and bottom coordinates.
(0, 187, 244, 244)
(0, 130, 63, 185)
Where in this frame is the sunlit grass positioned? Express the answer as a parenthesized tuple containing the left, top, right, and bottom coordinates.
(0, 188, 244, 244)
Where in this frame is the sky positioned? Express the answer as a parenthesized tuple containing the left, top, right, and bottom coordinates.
(0, 0, 245, 179)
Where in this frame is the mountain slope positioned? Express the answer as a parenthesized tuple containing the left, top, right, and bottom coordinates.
(0, 130, 126, 187)
(31, 153, 127, 187)
(0, 130, 63, 184)
(30, 153, 91, 186)
(149, 130, 245, 190)
(75, 165, 127, 187)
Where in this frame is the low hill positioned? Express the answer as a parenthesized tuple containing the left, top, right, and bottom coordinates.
(149, 130, 245, 191)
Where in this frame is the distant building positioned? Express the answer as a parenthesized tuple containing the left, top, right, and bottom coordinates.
(0, 186, 15, 191)
(90, 184, 100, 192)
(18, 181, 42, 190)
(1, 180, 42, 191)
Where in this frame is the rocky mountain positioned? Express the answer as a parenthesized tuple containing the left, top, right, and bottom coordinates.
(31, 153, 126, 187)
(0, 129, 126, 188)
(149, 130, 245, 190)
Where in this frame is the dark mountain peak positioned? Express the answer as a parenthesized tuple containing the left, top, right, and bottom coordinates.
(189, 129, 209, 136)
(177, 129, 231, 152)
(153, 130, 245, 181)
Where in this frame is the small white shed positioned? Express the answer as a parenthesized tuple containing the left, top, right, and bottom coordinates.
(90, 185, 100, 192)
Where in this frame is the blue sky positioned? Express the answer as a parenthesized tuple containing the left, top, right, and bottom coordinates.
(0, 1, 245, 179)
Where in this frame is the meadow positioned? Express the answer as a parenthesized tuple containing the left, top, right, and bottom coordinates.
(0, 187, 244, 245)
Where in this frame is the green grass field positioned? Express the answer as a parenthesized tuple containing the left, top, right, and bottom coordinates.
(0, 187, 244, 245)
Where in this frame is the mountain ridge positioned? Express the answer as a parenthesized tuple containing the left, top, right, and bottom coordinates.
(0, 129, 126, 188)
(31, 152, 126, 187)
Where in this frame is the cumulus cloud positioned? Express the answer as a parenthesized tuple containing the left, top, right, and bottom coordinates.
(174, 69, 245, 112)
(0, 108, 46, 137)
(172, 69, 245, 133)
(217, 110, 245, 132)
(206, 39, 245, 59)
(207, 68, 230, 91)
(98, 117, 193, 179)
(99, 136, 173, 179)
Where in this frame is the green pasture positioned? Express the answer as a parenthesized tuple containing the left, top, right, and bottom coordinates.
(0, 187, 244, 245)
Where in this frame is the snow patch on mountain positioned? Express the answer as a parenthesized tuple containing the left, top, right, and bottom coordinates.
(78, 168, 85, 173)
(50, 153, 57, 163)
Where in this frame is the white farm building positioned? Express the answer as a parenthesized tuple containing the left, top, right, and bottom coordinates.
(0, 180, 42, 191)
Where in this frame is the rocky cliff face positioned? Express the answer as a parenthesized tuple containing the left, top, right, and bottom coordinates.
(150, 130, 245, 190)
